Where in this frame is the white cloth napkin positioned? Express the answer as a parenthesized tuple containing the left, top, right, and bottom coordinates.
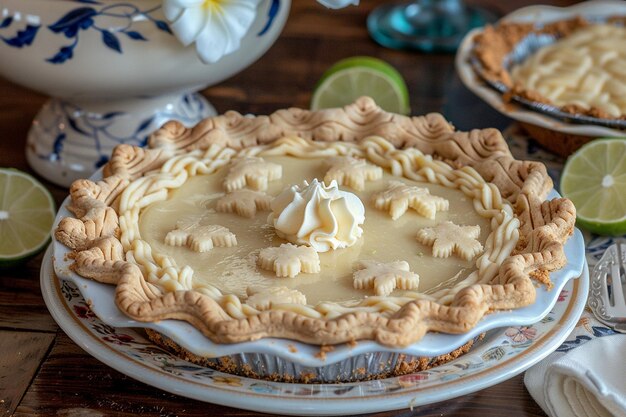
(525, 314, 626, 417)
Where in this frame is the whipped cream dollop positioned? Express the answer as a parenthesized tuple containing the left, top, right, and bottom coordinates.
(269, 179, 365, 252)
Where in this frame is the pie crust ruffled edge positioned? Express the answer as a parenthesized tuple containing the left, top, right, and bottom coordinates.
(472, 16, 626, 121)
(54, 97, 576, 348)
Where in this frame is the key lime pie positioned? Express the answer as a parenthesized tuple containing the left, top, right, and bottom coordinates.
(55, 97, 575, 381)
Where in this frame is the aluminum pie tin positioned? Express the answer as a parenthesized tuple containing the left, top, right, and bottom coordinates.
(146, 329, 484, 383)
(470, 18, 626, 130)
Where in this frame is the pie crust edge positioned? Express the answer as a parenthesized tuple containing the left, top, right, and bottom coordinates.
(54, 97, 576, 348)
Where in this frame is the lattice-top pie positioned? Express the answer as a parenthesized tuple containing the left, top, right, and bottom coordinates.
(474, 17, 626, 120)
(55, 97, 575, 348)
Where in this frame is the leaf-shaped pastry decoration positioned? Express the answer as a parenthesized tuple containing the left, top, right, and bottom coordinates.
(416, 221, 483, 261)
(324, 156, 382, 191)
(246, 286, 307, 310)
(165, 218, 237, 252)
(373, 180, 449, 220)
(353, 260, 420, 297)
(216, 189, 273, 218)
(223, 157, 282, 192)
(258, 243, 320, 278)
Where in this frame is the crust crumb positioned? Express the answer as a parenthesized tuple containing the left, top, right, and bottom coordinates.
(300, 372, 316, 383)
(530, 269, 553, 289)
(314, 344, 335, 360)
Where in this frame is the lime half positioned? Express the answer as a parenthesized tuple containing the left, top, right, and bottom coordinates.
(560, 138, 626, 236)
(0, 169, 55, 267)
(311, 56, 410, 115)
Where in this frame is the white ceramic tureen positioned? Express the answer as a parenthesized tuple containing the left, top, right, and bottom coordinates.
(0, 0, 357, 186)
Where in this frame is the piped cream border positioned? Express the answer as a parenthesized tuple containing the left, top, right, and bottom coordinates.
(54, 97, 575, 347)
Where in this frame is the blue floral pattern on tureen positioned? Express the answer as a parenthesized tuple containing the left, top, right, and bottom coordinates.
(29, 94, 210, 169)
(0, 0, 281, 64)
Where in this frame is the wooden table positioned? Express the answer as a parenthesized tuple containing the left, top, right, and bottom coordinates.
(0, 1, 579, 415)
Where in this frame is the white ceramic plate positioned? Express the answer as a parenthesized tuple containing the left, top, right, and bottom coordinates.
(456, 0, 626, 138)
(41, 246, 588, 415)
(52, 180, 586, 364)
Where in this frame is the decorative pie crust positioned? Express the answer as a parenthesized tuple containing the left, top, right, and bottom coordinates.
(55, 97, 575, 348)
(472, 16, 626, 120)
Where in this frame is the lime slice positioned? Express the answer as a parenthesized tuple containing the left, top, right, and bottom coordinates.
(0, 168, 55, 267)
(560, 138, 626, 236)
(311, 56, 410, 115)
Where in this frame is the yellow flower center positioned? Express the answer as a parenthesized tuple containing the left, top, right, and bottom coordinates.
(203, 0, 226, 11)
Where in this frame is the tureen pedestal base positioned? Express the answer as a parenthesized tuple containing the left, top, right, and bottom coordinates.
(26, 92, 215, 187)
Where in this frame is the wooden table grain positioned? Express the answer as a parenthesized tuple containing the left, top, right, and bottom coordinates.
(0, 1, 579, 415)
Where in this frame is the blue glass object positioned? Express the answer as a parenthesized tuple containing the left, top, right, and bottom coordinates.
(367, 0, 496, 52)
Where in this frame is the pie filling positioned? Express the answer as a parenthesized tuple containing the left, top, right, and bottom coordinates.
(140, 155, 489, 304)
(120, 136, 519, 319)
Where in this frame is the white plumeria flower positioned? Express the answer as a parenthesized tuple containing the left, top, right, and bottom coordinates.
(163, 0, 262, 64)
(163, 0, 358, 64)
(317, 0, 359, 9)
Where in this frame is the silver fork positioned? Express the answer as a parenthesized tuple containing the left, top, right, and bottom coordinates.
(588, 242, 626, 334)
